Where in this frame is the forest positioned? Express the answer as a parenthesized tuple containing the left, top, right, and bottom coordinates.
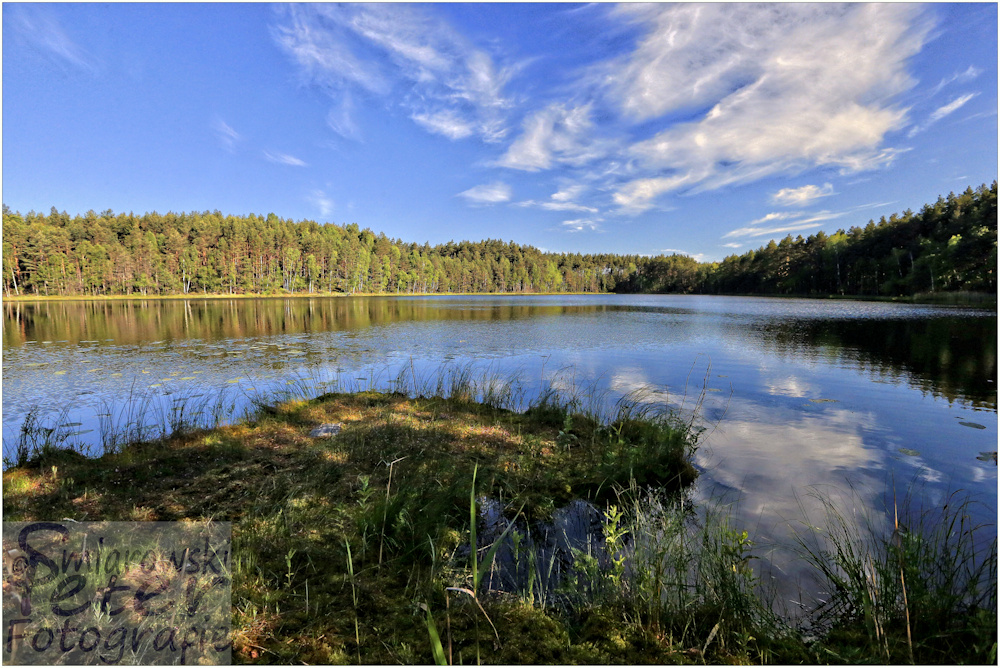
(2, 182, 995, 299)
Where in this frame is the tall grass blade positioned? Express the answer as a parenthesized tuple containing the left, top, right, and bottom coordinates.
(423, 604, 448, 666)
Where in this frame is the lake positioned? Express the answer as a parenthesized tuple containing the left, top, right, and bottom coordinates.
(3, 294, 997, 610)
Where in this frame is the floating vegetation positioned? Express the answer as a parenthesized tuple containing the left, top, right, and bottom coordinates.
(53, 370, 66, 375)
(87, 368, 101, 373)
(959, 421, 987, 429)
(25, 363, 48, 367)
(809, 398, 839, 403)
(226, 379, 241, 384)
(149, 383, 162, 388)
(180, 376, 196, 380)
(898, 447, 921, 456)
(111, 373, 123, 377)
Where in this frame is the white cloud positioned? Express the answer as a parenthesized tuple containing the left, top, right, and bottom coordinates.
(8, 5, 98, 73)
(326, 95, 362, 140)
(498, 104, 612, 171)
(929, 93, 978, 123)
(604, 3, 928, 211)
(457, 182, 512, 205)
(273, 4, 512, 142)
(516, 184, 598, 213)
(411, 110, 475, 140)
(561, 218, 601, 232)
(213, 119, 242, 151)
(771, 183, 835, 207)
(264, 151, 308, 167)
(723, 211, 844, 240)
(749, 212, 796, 225)
(612, 174, 695, 215)
(908, 93, 979, 137)
(517, 200, 598, 213)
(930, 65, 982, 96)
(309, 190, 335, 217)
(721, 243, 742, 249)
(552, 184, 587, 202)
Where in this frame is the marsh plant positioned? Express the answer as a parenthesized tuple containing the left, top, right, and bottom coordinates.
(794, 486, 998, 664)
(3, 361, 995, 664)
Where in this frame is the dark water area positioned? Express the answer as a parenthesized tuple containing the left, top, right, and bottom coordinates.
(3, 295, 996, 613)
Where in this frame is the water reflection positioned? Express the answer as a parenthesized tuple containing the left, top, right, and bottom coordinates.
(4, 295, 995, 612)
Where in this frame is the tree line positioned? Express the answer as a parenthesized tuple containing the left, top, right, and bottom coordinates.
(619, 182, 997, 297)
(2, 182, 995, 299)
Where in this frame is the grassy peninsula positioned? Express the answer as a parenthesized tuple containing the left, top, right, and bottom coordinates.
(4, 377, 996, 664)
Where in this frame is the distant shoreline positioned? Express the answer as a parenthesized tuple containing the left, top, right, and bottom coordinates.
(3, 290, 995, 306)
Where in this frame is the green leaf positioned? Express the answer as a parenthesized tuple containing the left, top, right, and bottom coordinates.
(423, 604, 448, 666)
(470, 463, 478, 589)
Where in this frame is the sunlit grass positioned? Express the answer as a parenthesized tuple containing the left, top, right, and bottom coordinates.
(2, 365, 994, 665)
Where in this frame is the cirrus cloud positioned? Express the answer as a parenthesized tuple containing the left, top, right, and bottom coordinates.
(605, 3, 930, 212)
(771, 183, 835, 207)
(273, 3, 512, 142)
(457, 181, 512, 205)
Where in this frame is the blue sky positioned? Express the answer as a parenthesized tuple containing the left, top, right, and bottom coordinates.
(3, 3, 997, 261)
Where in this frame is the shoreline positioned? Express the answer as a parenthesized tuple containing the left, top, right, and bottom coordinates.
(3, 290, 995, 306)
(3, 387, 994, 664)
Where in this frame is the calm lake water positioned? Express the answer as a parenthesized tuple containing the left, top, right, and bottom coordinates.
(3, 295, 997, 609)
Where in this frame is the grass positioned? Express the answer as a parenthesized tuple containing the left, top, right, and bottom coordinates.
(3, 372, 995, 664)
(794, 486, 998, 664)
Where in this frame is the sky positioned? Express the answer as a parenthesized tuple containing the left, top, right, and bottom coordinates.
(3, 2, 997, 262)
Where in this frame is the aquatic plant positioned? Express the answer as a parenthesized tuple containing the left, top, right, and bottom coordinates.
(793, 486, 998, 663)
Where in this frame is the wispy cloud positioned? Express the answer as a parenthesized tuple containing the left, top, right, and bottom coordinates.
(498, 104, 611, 171)
(908, 93, 979, 137)
(273, 4, 512, 142)
(930, 65, 982, 96)
(213, 119, 242, 152)
(309, 190, 335, 217)
(771, 183, 835, 207)
(603, 3, 929, 212)
(561, 218, 602, 232)
(723, 211, 845, 240)
(748, 212, 796, 225)
(929, 93, 978, 123)
(8, 5, 98, 73)
(612, 175, 694, 215)
(516, 184, 598, 213)
(264, 151, 308, 167)
(457, 182, 512, 205)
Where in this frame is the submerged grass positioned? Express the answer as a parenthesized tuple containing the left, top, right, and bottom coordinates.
(3, 366, 995, 664)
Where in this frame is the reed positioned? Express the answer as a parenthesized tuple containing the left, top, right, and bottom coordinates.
(793, 485, 997, 663)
